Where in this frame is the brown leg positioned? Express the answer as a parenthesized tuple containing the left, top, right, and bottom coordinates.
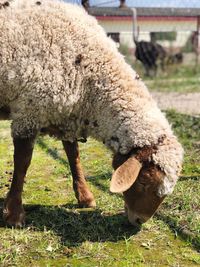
(62, 140, 96, 208)
(3, 137, 35, 227)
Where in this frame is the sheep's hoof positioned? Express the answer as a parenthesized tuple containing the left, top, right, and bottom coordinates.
(3, 198, 25, 228)
(78, 199, 96, 208)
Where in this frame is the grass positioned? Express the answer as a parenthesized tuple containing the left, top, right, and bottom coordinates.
(156, 111, 200, 249)
(145, 68, 200, 93)
(0, 111, 200, 266)
(138, 63, 200, 93)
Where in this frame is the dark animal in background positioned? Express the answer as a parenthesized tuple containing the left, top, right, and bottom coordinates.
(134, 40, 166, 76)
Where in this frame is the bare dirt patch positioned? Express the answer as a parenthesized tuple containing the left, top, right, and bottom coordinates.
(151, 92, 200, 115)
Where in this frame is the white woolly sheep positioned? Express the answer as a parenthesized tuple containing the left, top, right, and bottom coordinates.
(0, 0, 183, 227)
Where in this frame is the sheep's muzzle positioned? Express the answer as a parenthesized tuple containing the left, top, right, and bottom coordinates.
(111, 147, 166, 227)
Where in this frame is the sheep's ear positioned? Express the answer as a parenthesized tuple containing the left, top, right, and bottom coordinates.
(110, 157, 142, 193)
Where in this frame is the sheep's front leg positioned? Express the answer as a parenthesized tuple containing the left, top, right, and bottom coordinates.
(3, 137, 35, 227)
(62, 140, 96, 208)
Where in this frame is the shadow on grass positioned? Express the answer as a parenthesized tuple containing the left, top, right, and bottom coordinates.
(37, 138, 68, 166)
(0, 198, 139, 247)
(0, 193, 199, 252)
(37, 138, 114, 195)
(87, 174, 112, 194)
(179, 175, 200, 181)
(155, 212, 200, 252)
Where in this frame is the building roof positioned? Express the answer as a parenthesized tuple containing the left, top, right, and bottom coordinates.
(88, 7, 200, 17)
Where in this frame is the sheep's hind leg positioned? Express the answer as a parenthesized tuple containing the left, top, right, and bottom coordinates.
(3, 137, 35, 227)
(62, 140, 96, 208)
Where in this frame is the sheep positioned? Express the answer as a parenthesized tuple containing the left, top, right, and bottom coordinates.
(0, 0, 183, 228)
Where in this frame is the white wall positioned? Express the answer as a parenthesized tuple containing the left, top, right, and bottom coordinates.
(98, 18, 197, 49)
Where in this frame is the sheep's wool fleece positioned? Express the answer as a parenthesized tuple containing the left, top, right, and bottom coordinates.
(0, 0, 183, 196)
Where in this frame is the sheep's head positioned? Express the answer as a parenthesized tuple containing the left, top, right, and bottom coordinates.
(111, 148, 166, 227)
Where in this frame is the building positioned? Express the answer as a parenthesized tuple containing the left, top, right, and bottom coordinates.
(88, 7, 200, 50)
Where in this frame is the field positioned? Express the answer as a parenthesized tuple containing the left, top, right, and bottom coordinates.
(0, 109, 200, 266)
(145, 66, 200, 93)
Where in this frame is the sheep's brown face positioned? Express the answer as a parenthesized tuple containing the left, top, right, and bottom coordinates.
(111, 153, 166, 227)
(123, 164, 165, 226)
